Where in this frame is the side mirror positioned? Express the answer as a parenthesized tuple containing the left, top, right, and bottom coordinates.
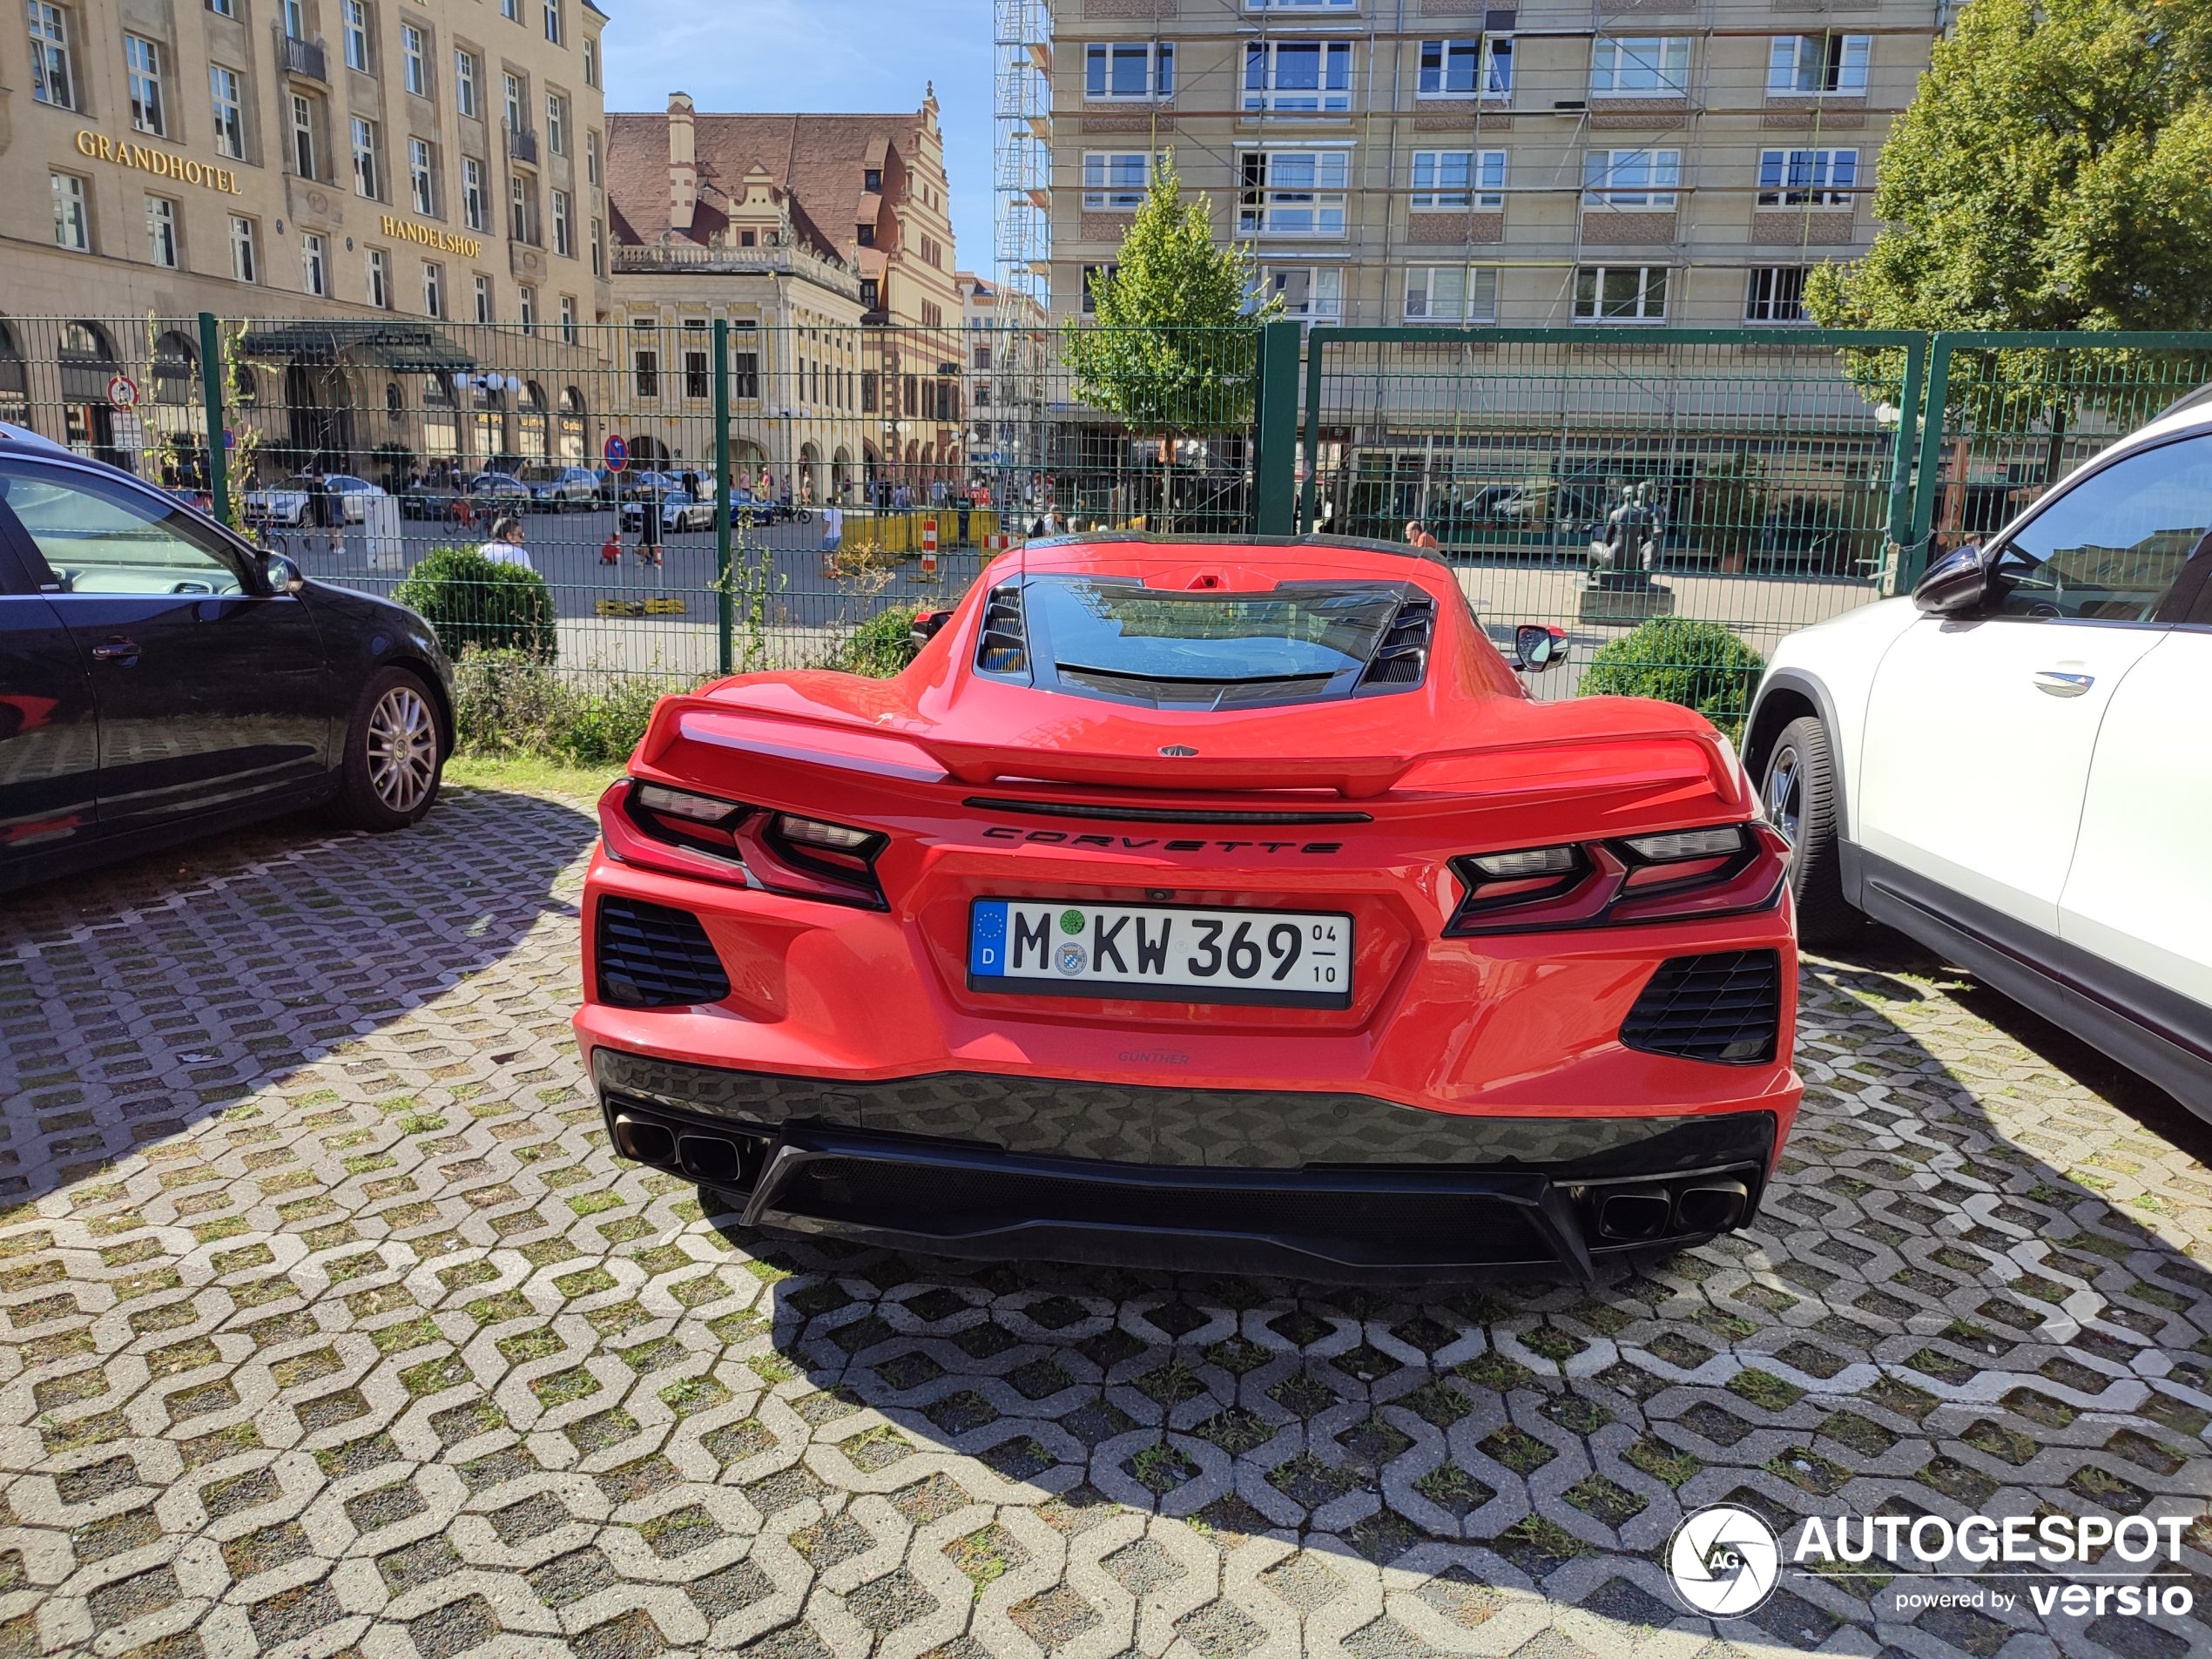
(910, 608, 954, 649)
(1912, 543, 1991, 616)
(260, 550, 305, 594)
(1514, 622, 1566, 671)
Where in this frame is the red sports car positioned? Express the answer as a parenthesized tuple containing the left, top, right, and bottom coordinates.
(573, 536, 1799, 1281)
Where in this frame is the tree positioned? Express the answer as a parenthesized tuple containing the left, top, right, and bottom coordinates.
(1807, 0, 2212, 339)
(1062, 152, 1279, 443)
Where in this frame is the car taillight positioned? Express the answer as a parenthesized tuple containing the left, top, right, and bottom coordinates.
(601, 780, 888, 910)
(1446, 822, 1784, 935)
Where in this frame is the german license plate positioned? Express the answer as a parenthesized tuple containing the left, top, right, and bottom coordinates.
(968, 900, 1352, 1008)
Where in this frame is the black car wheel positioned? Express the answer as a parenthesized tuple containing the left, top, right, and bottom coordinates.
(335, 666, 445, 832)
(1763, 714, 1857, 943)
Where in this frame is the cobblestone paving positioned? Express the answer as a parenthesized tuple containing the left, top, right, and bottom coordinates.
(3, 786, 2209, 1659)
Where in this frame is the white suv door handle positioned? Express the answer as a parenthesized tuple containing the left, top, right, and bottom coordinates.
(2033, 669, 2095, 697)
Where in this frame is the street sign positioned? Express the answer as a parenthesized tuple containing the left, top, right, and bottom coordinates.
(106, 374, 141, 412)
(111, 413, 145, 452)
(602, 433, 629, 473)
(223, 428, 237, 448)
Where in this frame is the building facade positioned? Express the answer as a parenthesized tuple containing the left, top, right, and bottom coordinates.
(1042, 0, 1937, 329)
(604, 91, 966, 502)
(0, 0, 613, 478)
(956, 267, 1048, 475)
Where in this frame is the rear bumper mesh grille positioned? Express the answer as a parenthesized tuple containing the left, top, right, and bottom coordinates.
(1621, 950, 1782, 1065)
(595, 898, 730, 1008)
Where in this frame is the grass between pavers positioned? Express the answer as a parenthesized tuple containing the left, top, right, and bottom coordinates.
(445, 752, 624, 804)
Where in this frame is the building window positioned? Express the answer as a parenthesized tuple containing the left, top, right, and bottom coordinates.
(1085, 41, 1172, 100)
(368, 246, 391, 307)
(51, 172, 88, 249)
(455, 51, 480, 118)
(921, 300, 943, 329)
(733, 350, 759, 400)
(28, 3, 73, 109)
(1404, 265, 1500, 323)
(211, 65, 246, 160)
(145, 195, 179, 267)
(684, 347, 709, 400)
(1410, 149, 1505, 210)
(474, 272, 491, 322)
(408, 138, 435, 214)
(519, 286, 536, 333)
(1418, 38, 1512, 98)
(1245, 0, 1356, 9)
(424, 261, 444, 317)
(503, 72, 524, 135)
(1745, 266, 1809, 323)
(590, 218, 604, 276)
(1583, 148, 1681, 208)
(401, 24, 427, 96)
(583, 35, 597, 87)
(1757, 147, 1857, 206)
(1082, 151, 1157, 211)
(352, 118, 381, 199)
(863, 166, 882, 192)
(509, 176, 530, 241)
(502, 0, 517, 17)
(301, 231, 328, 296)
(860, 277, 880, 310)
(291, 93, 318, 179)
(207, 0, 234, 14)
(342, 0, 371, 72)
(1590, 37, 1690, 97)
(1244, 41, 1352, 112)
(229, 215, 257, 281)
(1238, 149, 1350, 237)
(282, 0, 305, 38)
(462, 158, 486, 230)
(558, 294, 576, 344)
(1574, 264, 1667, 321)
(123, 34, 168, 135)
(1769, 34, 1870, 95)
(546, 92, 567, 155)
(543, 0, 562, 44)
(551, 188, 571, 256)
(585, 129, 601, 185)
(1258, 266, 1343, 322)
(1079, 263, 1118, 314)
(634, 347, 659, 399)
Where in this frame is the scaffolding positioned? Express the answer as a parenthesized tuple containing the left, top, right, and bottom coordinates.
(991, 0, 1053, 509)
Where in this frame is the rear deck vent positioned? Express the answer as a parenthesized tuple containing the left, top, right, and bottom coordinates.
(976, 583, 1028, 676)
(596, 898, 730, 1008)
(1620, 950, 1780, 1065)
(1359, 594, 1436, 688)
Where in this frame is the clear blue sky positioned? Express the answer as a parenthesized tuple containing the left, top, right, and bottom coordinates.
(599, 0, 998, 274)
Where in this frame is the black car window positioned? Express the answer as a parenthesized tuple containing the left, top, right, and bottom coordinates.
(1992, 433, 2212, 622)
(0, 458, 248, 597)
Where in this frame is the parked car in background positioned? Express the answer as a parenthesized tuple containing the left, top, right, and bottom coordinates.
(618, 469, 678, 505)
(244, 474, 387, 528)
(1746, 393, 2212, 1116)
(0, 422, 453, 892)
(465, 471, 529, 516)
(618, 489, 715, 536)
(519, 464, 600, 512)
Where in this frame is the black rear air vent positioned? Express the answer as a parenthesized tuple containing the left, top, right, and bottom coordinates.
(1359, 594, 1436, 688)
(1620, 951, 1781, 1065)
(976, 583, 1028, 676)
(596, 898, 731, 1008)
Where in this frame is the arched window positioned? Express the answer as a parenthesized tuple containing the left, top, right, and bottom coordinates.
(386, 381, 404, 416)
(152, 331, 198, 407)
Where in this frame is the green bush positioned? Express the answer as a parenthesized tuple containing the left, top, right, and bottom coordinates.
(1580, 617, 1765, 738)
(829, 604, 923, 678)
(395, 545, 557, 664)
(451, 650, 678, 767)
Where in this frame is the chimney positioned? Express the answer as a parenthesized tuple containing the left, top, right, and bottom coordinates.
(667, 92, 697, 234)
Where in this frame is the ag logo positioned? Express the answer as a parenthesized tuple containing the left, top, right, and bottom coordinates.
(1666, 1504, 1780, 1617)
(1055, 941, 1088, 976)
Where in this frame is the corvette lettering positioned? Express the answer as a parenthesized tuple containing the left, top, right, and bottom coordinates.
(981, 827, 1343, 853)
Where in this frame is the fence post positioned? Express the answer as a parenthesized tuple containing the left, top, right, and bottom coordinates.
(1298, 327, 1327, 534)
(712, 317, 733, 677)
(197, 313, 229, 525)
(1253, 320, 1302, 537)
(1903, 334, 1955, 587)
(1884, 333, 1925, 578)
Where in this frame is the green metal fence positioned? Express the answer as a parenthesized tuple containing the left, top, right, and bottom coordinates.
(4, 313, 2209, 726)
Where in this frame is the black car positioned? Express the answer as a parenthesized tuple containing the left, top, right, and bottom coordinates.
(0, 423, 455, 893)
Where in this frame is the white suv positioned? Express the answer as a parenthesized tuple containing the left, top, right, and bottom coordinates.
(1744, 395, 2212, 1115)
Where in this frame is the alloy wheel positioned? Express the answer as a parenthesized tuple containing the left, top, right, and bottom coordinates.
(1764, 748, 1802, 852)
(367, 685, 437, 813)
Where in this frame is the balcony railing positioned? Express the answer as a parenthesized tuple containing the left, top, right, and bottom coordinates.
(280, 31, 328, 83)
(610, 239, 862, 300)
(507, 125, 539, 164)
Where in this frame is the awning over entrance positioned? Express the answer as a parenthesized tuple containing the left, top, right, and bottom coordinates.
(236, 321, 477, 375)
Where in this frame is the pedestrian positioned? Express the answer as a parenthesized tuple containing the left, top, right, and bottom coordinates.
(682, 467, 700, 502)
(1405, 519, 1440, 551)
(637, 494, 664, 567)
(479, 515, 533, 570)
(822, 502, 844, 556)
(312, 474, 344, 554)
